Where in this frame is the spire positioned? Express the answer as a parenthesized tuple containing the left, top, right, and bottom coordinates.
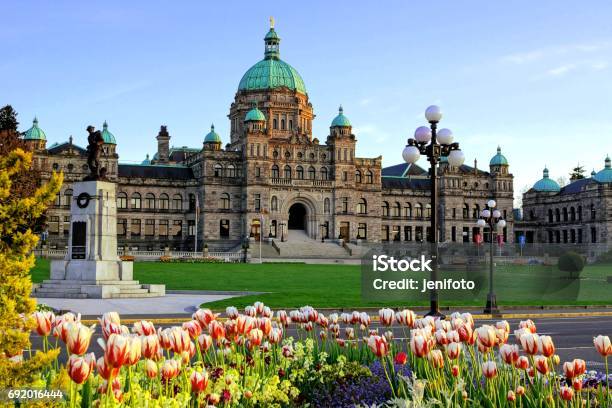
(211, 123, 215, 131)
(103, 120, 108, 130)
(339, 105, 343, 115)
(264, 18, 280, 60)
(605, 155, 611, 168)
(33, 117, 38, 126)
(543, 167, 549, 178)
(497, 146, 501, 153)
(591, 169, 597, 176)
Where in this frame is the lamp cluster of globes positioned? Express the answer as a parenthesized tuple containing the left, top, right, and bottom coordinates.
(477, 200, 507, 231)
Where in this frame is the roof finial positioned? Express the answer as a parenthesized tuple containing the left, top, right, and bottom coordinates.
(339, 105, 343, 114)
(69, 135, 73, 145)
(103, 120, 108, 129)
(211, 123, 215, 131)
(33, 116, 38, 125)
(497, 145, 501, 153)
(270, 16, 275, 29)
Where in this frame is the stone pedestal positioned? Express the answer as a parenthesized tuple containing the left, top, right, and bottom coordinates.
(35, 181, 165, 299)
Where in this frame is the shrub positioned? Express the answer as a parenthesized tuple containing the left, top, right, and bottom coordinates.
(120, 255, 135, 262)
(558, 251, 585, 278)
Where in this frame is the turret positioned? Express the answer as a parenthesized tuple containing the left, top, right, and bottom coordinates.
(155, 125, 170, 163)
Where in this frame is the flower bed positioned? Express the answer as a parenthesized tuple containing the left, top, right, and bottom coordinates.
(25, 304, 611, 407)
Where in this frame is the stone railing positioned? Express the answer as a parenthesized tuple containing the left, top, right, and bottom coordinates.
(270, 178, 333, 188)
(33, 248, 243, 262)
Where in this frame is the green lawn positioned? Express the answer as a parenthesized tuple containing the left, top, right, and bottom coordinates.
(31, 259, 612, 310)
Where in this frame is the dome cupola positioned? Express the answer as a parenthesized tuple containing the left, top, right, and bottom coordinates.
(533, 167, 561, 192)
(204, 124, 222, 144)
(244, 103, 266, 122)
(141, 154, 151, 165)
(593, 155, 612, 183)
(331, 105, 351, 128)
(101, 121, 117, 144)
(489, 146, 508, 166)
(24, 117, 46, 140)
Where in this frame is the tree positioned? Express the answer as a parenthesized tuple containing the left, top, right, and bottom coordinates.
(569, 164, 585, 181)
(0, 147, 62, 387)
(556, 176, 568, 188)
(0, 105, 19, 132)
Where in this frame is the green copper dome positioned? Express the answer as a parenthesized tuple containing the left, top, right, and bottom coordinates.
(331, 105, 351, 127)
(204, 124, 222, 144)
(593, 155, 612, 183)
(23, 117, 46, 140)
(238, 23, 307, 95)
(533, 167, 561, 192)
(101, 121, 116, 144)
(489, 146, 508, 166)
(245, 105, 266, 122)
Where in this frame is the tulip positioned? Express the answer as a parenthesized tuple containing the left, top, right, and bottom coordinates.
(96, 356, 119, 380)
(367, 335, 389, 358)
(182, 320, 202, 339)
(52, 313, 80, 342)
(67, 353, 95, 384)
(563, 361, 576, 379)
(254, 301, 265, 315)
(236, 315, 256, 335)
(535, 356, 549, 375)
(351, 311, 361, 325)
(572, 378, 583, 391)
(446, 330, 460, 343)
(224, 320, 237, 339)
(209, 320, 226, 341)
(495, 328, 509, 345)
(359, 312, 371, 327)
(226, 306, 239, 319)
(395, 309, 416, 328)
(257, 317, 272, 336)
(435, 329, 449, 346)
(384, 330, 393, 342)
(262, 306, 273, 318)
(593, 335, 611, 357)
(340, 312, 351, 324)
(198, 334, 213, 352)
(460, 313, 474, 328)
(552, 354, 560, 365)
(132, 320, 155, 336)
(169, 327, 191, 354)
(269, 327, 283, 344)
(495, 320, 510, 333)
(247, 328, 263, 347)
(141, 334, 160, 360)
(446, 342, 462, 360)
(345, 327, 355, 340)
(516, 386, 525, 396)
(98, 378, 122, 400)
(476, 325, 496, 349)
(515, 355, 530, 370)
(451, 365, 460, 377)
(277, 310, 290, 326)
(101, 322, 128, 340)
(328, 313, 339, 324)
(378, 308, 395, 326)
(161, 359, 181, 381)
(193, 308, 218, 327)
(457, 324, 473, 344)
(539, 335, 555, 357)
(395, 351, 407, 365)
(145, 359, 158, 378)
(181, 341, 195, 364)
(101, 333, 131, 368)
(125, 335, 142, 366)
(281, 344, 293, 357)
(245, 305, 257, 317)
(560, 385, 574, 401)
(520, 332, 539, 355)
(573, 358, 586, 376)
(427, 349, 444, 368)
(66, 322, 95, 355)
(410, 334, 429, 357)
(290, 310, 305, 323)
(482, 361, 497, 379)
(518, 319, 537, 333)
(32, 311, 54, 336)
(208, 393, 220, 405)
(507, 390, 516, 402)
(500, 344, 519, 365)
(190, 370, 209, 394)
(158, 328, 173, 350)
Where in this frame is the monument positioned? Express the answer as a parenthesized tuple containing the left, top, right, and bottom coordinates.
(34, 126, 165, 298)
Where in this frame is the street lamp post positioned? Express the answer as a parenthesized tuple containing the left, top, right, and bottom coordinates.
(403, 106, 465, 317)
(279, 222, 286, 242)
(476, 200, 507, 314)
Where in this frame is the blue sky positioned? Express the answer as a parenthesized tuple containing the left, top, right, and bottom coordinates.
(3, 1, 612, 205)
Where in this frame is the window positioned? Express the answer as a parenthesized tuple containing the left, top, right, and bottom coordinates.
(357, 198, 367, 214)
(172, 220, 182, 237)
(403, 203, 412, 218)
(320, 167, 328, 180)
(281, 119, 285, 130)
(63, 189, 73, 207)
(324, 198, 330, 214)
(220, 220, 230, 237)
(570, 207, 576, 221)
(159, 220, 168, 237)
(226, 164, 236, 178)
(415, 226, 423, 242)
(393, 202, 401, 217)
(366, 170, 373, 184)
(342, 197, 349, 213)
(117, 192, 128, 209)
(342, 171, 348, 181)
(145, 219, 155, 237)
(463, 227, 470, 243)
(578, 229, 583, 243)
(220, 193, 230, 210)
(255, 167, 261, 177)
(473, 204, 480, 219)
(381, 225, 389, 241)
(271, 196, 278, 211)
(296, 166, 304, 179)
(355, 170, 362, 183)
(463, 204, 469, 219)
(145, 193, 156, 209)
(188, 220, 196, 236)
(452, 208, 456, 219)
(555, 208, 560, 222)
(214, 164, 223, 177)
(563, 208, 568, 221)
(289, 120, 293, 129)
(548, 209, 553, 223)
(590, 204, 596, 220)
(271, 165, 279, 178)
(284, 165, 292, 179)
(131, 219, 141, 236)
(159, 193, 169, 210)
(425, 204, 432, 219)
(117, 219, 127, 236)
(254, 194, 261, 211)
(131, 193, 141, 209)
(404, 226, 412, 241)
(273, 119, 278, 129)
(308, 166, 316, 179)
(63, 216, 70, 236)
(382, 201, 390, 217)
(49, 216, 59, 235)
(415, 203, 423, 218)
(591, 227, 597, 242)
(451, 226, 457, 242)
(357, 223, 367, 239)
(189, 194, 196, 211)
(54, 193, 61, 207)
(172, 194, 182, 211)
(392, 226, 400, 241)
(578, 206, 582, 220)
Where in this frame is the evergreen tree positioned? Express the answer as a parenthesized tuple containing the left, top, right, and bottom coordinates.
(0, 105, 19, 132)
(0, 148, 62, 387)
(569, 164, 585, 181)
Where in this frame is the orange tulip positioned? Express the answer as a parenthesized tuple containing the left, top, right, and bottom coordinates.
(254, 301, 265, 315)
(257, 317, 272, 336)
(276, 310, 290, 326)
(102, 333, 131, 368)
(269, 327, 283, 344)
(141, 334, 160, 360)
(125, 335, 142, 366)
(66, 322, 95, 355)
(396, 309, 416, 328)
(198, 333, 213, 351)
(563, 361, 576, 379)
(435, 329, 449, 346)
(236, 315, 256, 335)
(500, 344, 519, 365)
(520, 333, 539, 355)
(446, 342, 462, 360)
(225, 306, 239, 320)
(518, 319, 536, 333)
(190, 370, 209, 394)
(476, 325, 496, 349)
(572, 358, 586, 376)
(572, 378, 583, 391)
(451, 365, 460, 377)
(516, 386, 525, 396)
(145, 359, 158, 378)
(507, 390, 516, 402)
(67, 353, 95, 384)
(160, 359, 181, 381)
(535, 356, 549, 375)
(378, 308, 395, 326)
(193, 308, 218, 327)
(96, 356, 119, 380)
(132, 320, 155, 336)
(427, 349, 444, 368)
(367, 335, 389, 358)
(560, 385, 574, 401)
(208, 320, 226, 341)
(593, 335, 611, 357)
(515, 355, 529, 370)
(158, 328, 173, 350)
(410, 333, 430, 358)
(247, 328, 263, 348)
(482, 361, 497, 379)
(182, 320, 202, 339)
(538, 335, 555, 357)
(168, 327, 190, 354)
(32, 311, 54, 336)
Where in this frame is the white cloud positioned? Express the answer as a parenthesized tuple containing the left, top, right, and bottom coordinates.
(500, 41, 611, 65)
(546, 64, 576, 77)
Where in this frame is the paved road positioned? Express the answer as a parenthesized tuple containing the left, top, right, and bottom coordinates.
(28, 314, 610, 370)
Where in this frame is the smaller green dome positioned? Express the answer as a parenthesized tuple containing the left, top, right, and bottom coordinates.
(533, 167, 560, 192)
(204, 124, 222, 144)
(264, 28, 279, 41)
(23, 117, 46, 140)
(245, 104, 266, 122)
(593, 155, 612, 183)
(489, 146, 508, 166)
(101, 121, 116, 144)
(331, 105, 351, 127)
(141, 154, 151, 165)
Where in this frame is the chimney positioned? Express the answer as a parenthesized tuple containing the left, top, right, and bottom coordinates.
(156, 126, 170, 163)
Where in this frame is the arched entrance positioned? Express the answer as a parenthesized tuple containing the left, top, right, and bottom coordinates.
(288, 203, 307, 230)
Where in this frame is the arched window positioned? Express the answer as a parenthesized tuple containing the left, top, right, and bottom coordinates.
(189, 194, 196, 211)
(220, 193, 230, 210)
(145, 193, 156, 209)
(296, 166, 304, 179)
(284, 165, 292, 179)
(382, 201, 390, 217)
(425, 204, 432, 218)
(324, 198, 330, 213)
(289, 119, 293, 129)
(548, 209, 553, 223)
(577, 206, 582, 220)
(355, 170, 362, 183)
(63, 189, 73, 207)
(273, 119, 278, 129)
(357, 198, 367, 214)
(415, 203, 423, 218)
(131, 193, 141, 209)
(214, 164, 223, 177)
(555, 208, 560, 222)
(172, 194, 182, 211)
(117, 192, 128, 209)
(590, 204, 596, 220)
(226, 164, 236, 178)
(393, 202, 401, 217)
(281, 119, 285, 130)
(320, 167, 328, 180)
(308, 166, 316, 179)
(366, 170, 373, 184)
(403, 203, 412, 218)
(473, 204, 480, 219)
(463, 203, 469, 219)
(271, 165, 279, 178)
(563, 208, 568, 221)
(271, 196, 278, 211)
(570, 207, 576, 221)
(159, 193, 169, 210)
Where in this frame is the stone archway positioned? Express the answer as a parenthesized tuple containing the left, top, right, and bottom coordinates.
(288, 203, 307, 230)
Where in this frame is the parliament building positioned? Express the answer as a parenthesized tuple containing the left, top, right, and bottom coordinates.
(23, 22, 515, 252)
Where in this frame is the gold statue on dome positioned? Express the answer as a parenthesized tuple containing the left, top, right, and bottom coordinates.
(270, 16, 275, 29)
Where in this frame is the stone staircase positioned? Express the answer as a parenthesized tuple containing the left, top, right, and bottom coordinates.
(265, 230, 354, 259)
(33, 279, 164, 299)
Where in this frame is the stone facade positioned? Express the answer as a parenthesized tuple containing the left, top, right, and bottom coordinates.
(24, 22, 515, 251)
